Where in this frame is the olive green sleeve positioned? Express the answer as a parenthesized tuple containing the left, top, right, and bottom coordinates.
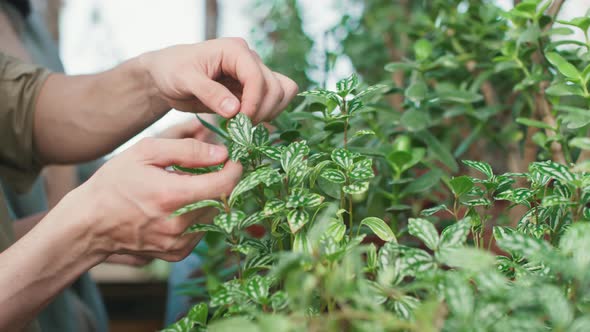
(0, 52, 51, 193)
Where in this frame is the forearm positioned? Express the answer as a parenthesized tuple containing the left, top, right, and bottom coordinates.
(0, 190, 106, 331)
(12, 212, 45, 240)
(33, 57, 168, 164)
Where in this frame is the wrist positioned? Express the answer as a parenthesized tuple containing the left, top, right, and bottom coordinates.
(135, 52, 169, 116)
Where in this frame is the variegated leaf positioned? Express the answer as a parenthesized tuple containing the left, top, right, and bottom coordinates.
(229, 167, 281, 206)
(228, 141, 249, 161)
(462, 160, 494, 179)
(264, 199, 286, 216)
(531, 160, 575, 183)
(444, 275, 474, 318)
(161, 317, 193, 332)
(347, 98, 363, 114)
(258, 146, 282, 160)
(209, 290, 235, 308)
(287, 209, 309, 234)
(326, 219, 346, 242)
(245, 275, 270, 303)
(392, 296, 420, 320)
(227, 113, 252, 146)
(408, 218, 439, 250)
(350, 158, 374, 181)
(439, 218, 471, 248)
(355, 84, 388, 99)
(353, 129, 376, 138)
(360, 217, 397, 242)
(542, 194, 574, 207)
(293, 229, 313, 254)
(239, 211, 265, 229)
(171, 200, 224, 217)
(343, 181, 370, 195)
(336, 73, 359, 94)
(494, 226, 552, 258)
(270, 291, 289, 311)
(331, 148, 354, 170)
(252, 124, 269, 146)
(366, 243, 377, 270)
(281, 141, 310, 173)
(287, 161, 308, 187)
(287, 189, 324, 208)
(320, 168, 346, 183)
(461, 198, 491, 207)
(420, 204, 449, 217)
(298, 89, 341, 105)
(213, 211, 246, 234)
(186, 303, 208, 326)
(186, 223, 224, 234)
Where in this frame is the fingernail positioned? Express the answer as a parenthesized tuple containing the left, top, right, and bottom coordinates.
(209, 145, 227, 159)
(220, 98, 239, 116)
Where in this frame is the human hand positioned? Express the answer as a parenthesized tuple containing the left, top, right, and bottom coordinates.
(139, 38, 298, 123)
(75, 138, 242, 262)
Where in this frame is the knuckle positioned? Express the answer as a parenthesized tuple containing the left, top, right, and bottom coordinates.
(188, 139, 207, 160)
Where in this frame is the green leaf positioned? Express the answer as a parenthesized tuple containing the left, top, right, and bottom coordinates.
(228, 141, 249, 161)
(281, 141, 310, 173)
(186, 223, 224, 234)
(331, 148, 354, 170)
(558, 16, 590, 32)
(270, 291, 289, 311)
(245, 275, 270, 303)
(214, 211, 246, 234)
(320, 168, 346, 184)
(195, 114, 229, 141)
(545, 82, 585, 96)
(516, 117, 555, 130)
(462, 160, 493, 179)
(239, 211, 266, 229)
(408, 218, 439, 250)
(209, 288, 234, 307)
(494, 226, 551, 258)
(349, 159, 374, 181)
(287, 209, 309, 234)
(252, 124, 270, 146)
(420, 204, 449, 217)
(355, 84, 388, 99)
(438, 247, 494, 272)
(264, 199, 286, 216)
(439, 218, 471, 248)
(336, 73, 359, 95)
(401, 109, 431, 132)
(229, 167, 281, 206)
(546, 52, 581, 80)
(570, 137, 590, 150)
(298, 89, 341, 105)
(556, 105, 590, 129)
(171, 200, 224, 217)
(538, 285, 573, 328)
(293, 229, 313, 254)
(418, 130, 458, 172)
(530, 160, 575, 183)
(405, 81, 428, 103)
(401, 169, 444, 195)
(161, 317, 194, 332)
(414, 38, 433, 61)
(186, 303, 208, 325)
(208, 317, 258, 332)
(343, 181, 370, 195)
(444, 275, 474, 318)
(286, 189, 324, 208)
(326, 219, 346, 242)
(353, 129, 376, 138)
(449, 176, 474, 197)
(360, 217, 397, 242)
(258, 146, 282, 161)
(227, 113, 253, 146)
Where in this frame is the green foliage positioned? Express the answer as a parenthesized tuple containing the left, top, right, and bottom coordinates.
(164, 1, 590, 331)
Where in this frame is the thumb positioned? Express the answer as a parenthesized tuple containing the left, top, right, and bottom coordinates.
(188, 74, 241, 118)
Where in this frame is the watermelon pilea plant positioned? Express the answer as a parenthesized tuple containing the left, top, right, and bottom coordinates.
(160, 0, 590, 330)
(162, 75, 590, 332)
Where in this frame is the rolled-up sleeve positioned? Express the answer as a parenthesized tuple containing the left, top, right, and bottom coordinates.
(0, 53, 50, 192)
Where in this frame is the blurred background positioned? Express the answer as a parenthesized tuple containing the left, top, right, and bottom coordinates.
(15, 0, 590, 330)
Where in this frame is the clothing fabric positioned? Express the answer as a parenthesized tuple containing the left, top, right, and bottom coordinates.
(0, 3, 109, 331)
